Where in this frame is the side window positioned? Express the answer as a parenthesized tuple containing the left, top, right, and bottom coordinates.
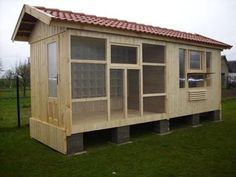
(48, 42, 57, 97)
(206, 52, 212, 86)
(189, 50, 202, 70)
(179, 49, 185, 88)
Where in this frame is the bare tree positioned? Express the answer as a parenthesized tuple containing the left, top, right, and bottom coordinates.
(0, 58, 3, 74)
(15, 59, 30, 96)
(3, 69, 14, 88)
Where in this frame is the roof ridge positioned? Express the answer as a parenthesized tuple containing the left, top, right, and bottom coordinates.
(33, 6, 231, 49)
(34, 6, 210, 37)
(194, 33, 229, 45)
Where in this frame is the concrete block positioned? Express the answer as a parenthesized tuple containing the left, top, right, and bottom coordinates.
(154, 120, 170, 134)
(67, 133, 84, 154)
(188, 114, 200, 127)
(112, 126, 130, 144)
(209, 110, 221, 121)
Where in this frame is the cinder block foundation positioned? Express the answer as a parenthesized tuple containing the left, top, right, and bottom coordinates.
(67, 133, 84, 154)
(112, 126, 130, 144)
(154, 120, 170, 134)
(187, 114, 200, 127)
(209, 110, 221, 121)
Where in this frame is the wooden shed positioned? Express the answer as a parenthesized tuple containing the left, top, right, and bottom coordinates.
(12, 5, 231, 154)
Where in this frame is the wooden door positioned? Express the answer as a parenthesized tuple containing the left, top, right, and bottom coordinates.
(47, 37, 59, 125)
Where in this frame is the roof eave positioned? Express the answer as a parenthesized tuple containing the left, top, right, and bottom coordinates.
(12, 4, 53, 42)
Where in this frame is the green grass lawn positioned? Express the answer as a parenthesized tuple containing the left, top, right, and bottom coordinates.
(0, 88, 236, 177)
(0, 88, 31, 128)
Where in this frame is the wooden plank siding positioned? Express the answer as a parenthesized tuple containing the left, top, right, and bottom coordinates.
(29, 21, 68, 153)
(29, 21, 221, 153)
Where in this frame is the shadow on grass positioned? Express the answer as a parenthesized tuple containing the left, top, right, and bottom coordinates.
(0, 124, 29, 133)
(84, 129, 112, 149)
(169, 116, 190, 130)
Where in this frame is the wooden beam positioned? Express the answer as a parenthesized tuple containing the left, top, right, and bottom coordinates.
(18, 30, 32, 33)
(106, 38, 111, 122)
(11, 5, 27, 41)
(12, 4, 52, 42)
(14, 35, 29, 41)
(24, 4, 52, 25)
(124, 69, 128, 118)
(22, 21, 36, 25)
(72, 97, 108, 102)
(70, 59, 106, 64)
(142, 62, 166, 66)
(143, 93, 167, 97)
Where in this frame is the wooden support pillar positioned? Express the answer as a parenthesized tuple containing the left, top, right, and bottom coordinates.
(154, 120, 170, 134)
(67, 133, 84, 154)
(187, 114, 200, 127)
(112, 126, 130, 144)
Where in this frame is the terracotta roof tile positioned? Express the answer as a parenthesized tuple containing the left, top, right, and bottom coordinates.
(35, 6, 231, 49)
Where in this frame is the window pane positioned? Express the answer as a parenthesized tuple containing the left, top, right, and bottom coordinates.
(188, 74, 205, 88)
(48, 42, 57, 97)
(143, 66, 165, 94)
(71, 63, 106, 98)
(206, 52, 211, 72)
(72, 100, 108, 124)
(111, 45, 137, 64)
(143, 43, 165, 63)
(190, 51, 201, 69)
(206, 52, 211, 86)
(110, 69, 124, 119)
(179, 49, 185, 88)
(71, 36, 105, 60)
(143, 96, 165, 113)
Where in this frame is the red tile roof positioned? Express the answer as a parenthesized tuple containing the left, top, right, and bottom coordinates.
(35, 6, 231, 49)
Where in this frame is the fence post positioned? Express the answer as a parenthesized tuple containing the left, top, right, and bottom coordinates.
(16, 75, 21, 128)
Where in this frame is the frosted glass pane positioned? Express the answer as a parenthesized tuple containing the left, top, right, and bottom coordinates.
(48, 79, 57, 97)
(71, 36, 105, 60)
(48, 42, 57, 97)
(71, 63, 106, 98)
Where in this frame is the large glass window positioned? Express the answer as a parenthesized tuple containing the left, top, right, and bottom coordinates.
(179, 49, 185, 88)
(111, 45, 137, 64)
(48, 42, 57, 97)
(189, 51, 201, 70)
(71, 63, 106, 98)
(71, 36, 105, 60)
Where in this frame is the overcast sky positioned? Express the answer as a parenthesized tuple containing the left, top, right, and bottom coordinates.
(0, 0, 235, 73)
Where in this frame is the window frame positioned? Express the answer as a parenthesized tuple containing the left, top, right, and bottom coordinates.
(110, 43, 140, 67)
(70, 35, 106, 61)
(179, 48, 186, 88)
(70, 34, 108, 102)
(188, 50, 204, 72)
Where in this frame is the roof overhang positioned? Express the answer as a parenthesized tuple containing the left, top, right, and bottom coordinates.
(11, 4, 53, 42)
